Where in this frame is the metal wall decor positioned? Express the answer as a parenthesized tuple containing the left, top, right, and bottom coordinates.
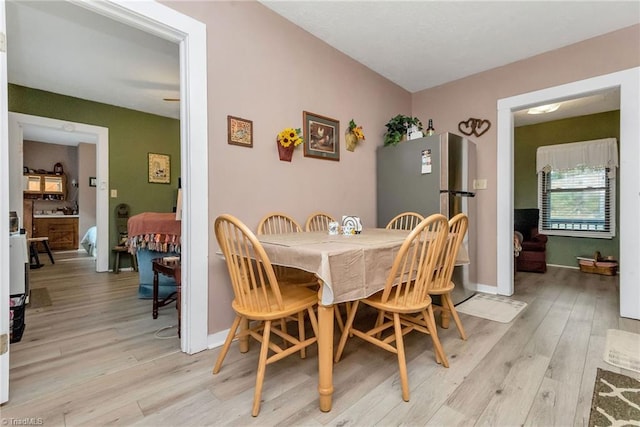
(458, 118, 492, 137)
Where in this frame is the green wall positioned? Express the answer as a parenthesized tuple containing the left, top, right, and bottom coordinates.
(514, 111, 620, 267)
(9, 84, 180, 265)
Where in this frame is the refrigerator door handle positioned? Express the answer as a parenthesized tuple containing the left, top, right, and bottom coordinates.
(440, 190, 476, 197)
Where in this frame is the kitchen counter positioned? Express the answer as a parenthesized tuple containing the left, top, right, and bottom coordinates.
(34, 214, 79, 218)
(32, 216, 79, 250)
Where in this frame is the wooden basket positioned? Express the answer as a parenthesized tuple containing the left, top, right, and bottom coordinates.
(578, 251, 618, 276)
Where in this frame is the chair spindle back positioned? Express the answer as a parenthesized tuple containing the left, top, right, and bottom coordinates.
(386, 212, 425, 231)
(380, 214, 449, 307)
(305, 212, 336, 232)
(257, 213, 303, 235)
(215, 214, 284, 313)
(431, 213, 468, 292)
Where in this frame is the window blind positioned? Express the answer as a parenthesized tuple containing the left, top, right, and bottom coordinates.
(537, 138, 617, 239)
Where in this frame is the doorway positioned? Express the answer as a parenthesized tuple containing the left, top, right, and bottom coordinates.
(46, 0, 210, 354)
(8, 113, 109, 272)
(496, 67, 640, 320)
(2, 0, 209, 405)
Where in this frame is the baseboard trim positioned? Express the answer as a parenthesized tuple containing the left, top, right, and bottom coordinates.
(208, 329, 229, 349)
(474, 283, 498, 295)
(547, 263, 579, 270)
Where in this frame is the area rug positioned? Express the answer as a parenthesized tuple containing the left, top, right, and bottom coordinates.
(28, 287, 52, 308)
(588, 368, 640, 427)
(454, 293, 527, 323)
(604, 329, 640, 374)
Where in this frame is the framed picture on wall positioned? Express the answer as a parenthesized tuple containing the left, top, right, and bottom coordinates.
(148, 152, 171, 184)
(303, 111, 340, 161)
(227, 115, 253, 147)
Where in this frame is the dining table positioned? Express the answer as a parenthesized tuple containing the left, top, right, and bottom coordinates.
(257, 227, 469, 412)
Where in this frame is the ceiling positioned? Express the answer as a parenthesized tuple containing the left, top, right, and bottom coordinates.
(6, 1, 639, 144)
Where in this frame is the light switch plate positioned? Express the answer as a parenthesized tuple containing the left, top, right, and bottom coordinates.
(473, 179, 487, 190)
(110, 189, 117, 198)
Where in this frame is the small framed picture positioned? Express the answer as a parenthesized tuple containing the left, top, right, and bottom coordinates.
(227, 115, 253, 148)
(303, 111, 340, 161)
(89, 177, 97, 187)
(148, 153, 171, 184)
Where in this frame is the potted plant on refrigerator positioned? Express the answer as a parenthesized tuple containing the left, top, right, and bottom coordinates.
(383, 114, 423, 146)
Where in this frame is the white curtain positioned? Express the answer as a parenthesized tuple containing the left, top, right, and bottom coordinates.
(536, 138, 618, 173)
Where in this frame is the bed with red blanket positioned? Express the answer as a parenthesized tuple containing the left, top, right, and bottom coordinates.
(127, 212, 181, 299)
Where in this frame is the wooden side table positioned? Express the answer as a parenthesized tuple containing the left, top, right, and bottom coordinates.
(152, 257, 182, 337)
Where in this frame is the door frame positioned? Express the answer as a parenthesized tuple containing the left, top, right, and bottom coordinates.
(1, 0, 10, 405)
(8, 113, 110, 272)
(77, 0, 210, 354)
(496, 67, 640, 320)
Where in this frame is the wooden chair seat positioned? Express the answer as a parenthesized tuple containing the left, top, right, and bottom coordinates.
(231, 284, 318, 320)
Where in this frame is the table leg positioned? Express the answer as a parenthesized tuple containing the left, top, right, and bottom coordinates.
(317, 293, 334, 412)
(153, 270, 159, 319)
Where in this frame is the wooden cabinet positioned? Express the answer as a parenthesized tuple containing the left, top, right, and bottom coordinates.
(23, 174, 66, 200)
(33, 217, 78, 250)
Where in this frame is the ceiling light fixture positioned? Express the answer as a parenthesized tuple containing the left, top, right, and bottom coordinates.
(527, 103, 560, 114)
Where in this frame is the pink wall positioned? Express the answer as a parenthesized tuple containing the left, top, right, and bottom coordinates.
(411, 24, 640, 288)
(163, 1, 411, 333)
(163, 0, 639, 334)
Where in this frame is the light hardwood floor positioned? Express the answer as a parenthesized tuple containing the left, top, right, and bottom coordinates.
(3, 251, 639, 426)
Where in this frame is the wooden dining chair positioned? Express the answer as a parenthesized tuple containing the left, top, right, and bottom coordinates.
(430, 213, 469, 340)
(399, 214, 469, 341)
(257, 212, 318, 286)
(334, 214, 450, 402)
(213, 214, 319, 417)
(385, 212, 425, 230)
(257, 212, 303, 235)
(259, 212, 347, 331)
(304, 211, 353, 330)
(304, 211, 336, 232)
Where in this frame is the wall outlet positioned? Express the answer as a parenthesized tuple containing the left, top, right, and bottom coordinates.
(110, 189, 118, 198)
(473, 179, 487, 190)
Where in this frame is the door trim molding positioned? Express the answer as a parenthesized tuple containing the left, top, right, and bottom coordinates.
(8, 113, 109, 271)
(497, 67, 640, 320)
(71, 0, 210, 352)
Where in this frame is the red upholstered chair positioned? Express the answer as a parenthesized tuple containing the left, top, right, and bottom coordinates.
(514, 208, 548, 273)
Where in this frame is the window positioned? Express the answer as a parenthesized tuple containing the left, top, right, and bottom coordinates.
(536, 138, 617, 239)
